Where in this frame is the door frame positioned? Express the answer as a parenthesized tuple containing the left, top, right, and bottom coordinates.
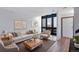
(61, 16, 74, 38)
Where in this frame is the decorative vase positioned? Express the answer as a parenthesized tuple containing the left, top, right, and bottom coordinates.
(74, 43, 79, 48)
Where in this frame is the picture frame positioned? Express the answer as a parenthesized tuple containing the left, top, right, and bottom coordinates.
(14, 20, 26, 30)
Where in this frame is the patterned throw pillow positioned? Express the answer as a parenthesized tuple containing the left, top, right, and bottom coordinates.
(1, 33, 13, 46)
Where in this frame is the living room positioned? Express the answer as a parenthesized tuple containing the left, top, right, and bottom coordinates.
(0, 7, 75, 52)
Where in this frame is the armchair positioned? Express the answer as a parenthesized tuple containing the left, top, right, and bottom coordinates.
(41, 30, 51, 40)
(0, 39, 19, 52)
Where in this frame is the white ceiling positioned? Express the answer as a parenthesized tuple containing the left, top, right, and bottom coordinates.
(0, 7, 60, 18)
(0, 7, 74, 19)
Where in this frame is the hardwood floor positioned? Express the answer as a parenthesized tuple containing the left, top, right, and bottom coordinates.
(47, 37, 70, 52)
(15, 37, 71, 52)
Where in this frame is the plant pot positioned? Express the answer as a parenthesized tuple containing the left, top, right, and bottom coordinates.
(74, 43, 79, 48)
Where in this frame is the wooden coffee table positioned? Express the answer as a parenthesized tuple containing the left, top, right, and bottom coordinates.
(23, 39, 43, 50)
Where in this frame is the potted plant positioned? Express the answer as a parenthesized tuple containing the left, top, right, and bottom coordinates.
(73, 36, 79, 48)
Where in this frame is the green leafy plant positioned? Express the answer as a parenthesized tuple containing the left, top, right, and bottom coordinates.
(74, 36, 79, 44)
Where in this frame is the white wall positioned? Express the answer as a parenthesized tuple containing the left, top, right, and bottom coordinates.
(0, 8, 30, 34)
(74, 7, 79, 36)
(0, 8, 15, 34)
(57, 8, 74, 39)
(19, 16, 42, 33)
(28, 16, 41, 33)
(0, 8, 42, 35)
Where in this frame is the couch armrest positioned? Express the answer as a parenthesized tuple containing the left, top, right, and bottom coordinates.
(4, 43, 19, 51)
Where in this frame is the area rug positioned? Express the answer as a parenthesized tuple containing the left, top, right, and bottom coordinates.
(17, 39, 55, 52)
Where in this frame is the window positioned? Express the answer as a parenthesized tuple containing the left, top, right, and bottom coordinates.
(53, 17, 57, 27)
(41, 14, 57, 35)
(47, 18, 52, 27)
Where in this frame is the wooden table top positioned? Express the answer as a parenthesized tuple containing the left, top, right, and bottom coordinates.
(47, 37, 70, 52)
(23, 39, 43, 50)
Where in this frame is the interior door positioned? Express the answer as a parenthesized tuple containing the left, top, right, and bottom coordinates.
(61, 17, 73, 38)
